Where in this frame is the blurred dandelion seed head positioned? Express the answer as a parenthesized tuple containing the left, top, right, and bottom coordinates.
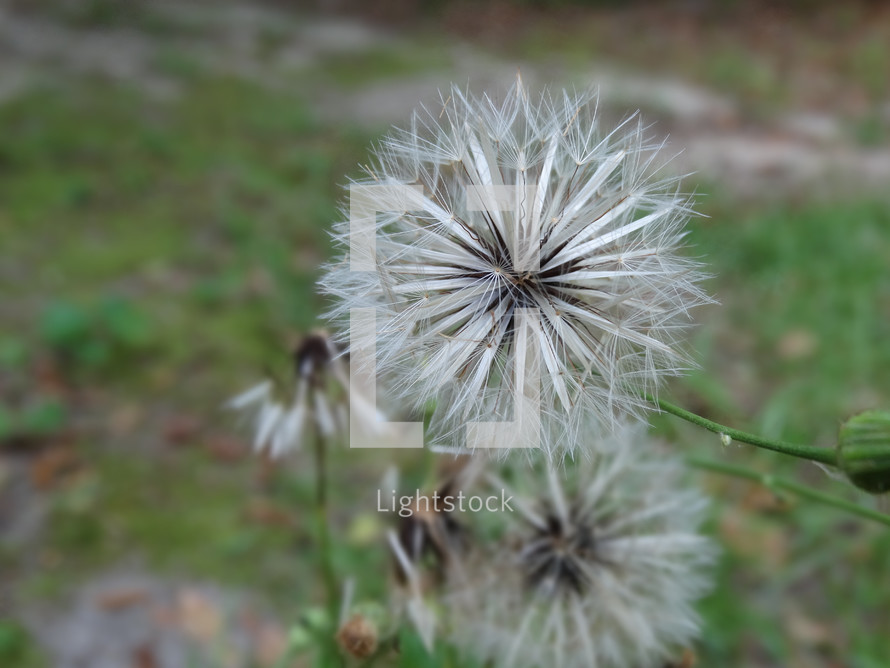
(293, 331, 334, 386)
(226, 331, 372, 456)
(439, 422, 716, 668)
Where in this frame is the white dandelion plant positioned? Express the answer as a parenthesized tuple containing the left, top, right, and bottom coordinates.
(445, 422, 716, 668)
(226, 331, 382, 456)
(321, 78, 712, 455)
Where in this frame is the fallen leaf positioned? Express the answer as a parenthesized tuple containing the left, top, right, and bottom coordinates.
(785, 605, 836, 649)
(97, 587, 149, 611)
(777, 329, 818, 360)
(33, 355, 69, 395)
(253, 622, 289, 667)
(719, 508, 788, 570)
(176, 589, 222, 643)
(244, 498, 296, 528)
(30, 446, 79, 490)
(205, 436, 247, 462)
(132, 645, 158, 668)
(741, 485, 791, 514)
(164, 415, 202, 446)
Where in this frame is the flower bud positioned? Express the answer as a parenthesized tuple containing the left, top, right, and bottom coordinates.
(838, 410, 890, 494)
(336, 613, 378, 659)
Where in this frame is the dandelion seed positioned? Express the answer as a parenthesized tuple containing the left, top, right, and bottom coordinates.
(321, 78, 712, 455)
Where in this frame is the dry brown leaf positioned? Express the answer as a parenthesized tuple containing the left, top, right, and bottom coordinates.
(131, 645, 158, 668)
(33, 356, 68, 395)
(719, 508, 789, 569)
(777, 329, 818, 360)
(30, 446, 79, 490)
(253, 622, 289, 667)
(785, 605, 836, 649)
(205, 436, 247, 462)
(163, 415, 203, 446)
(176, 589, 223, 643)
(741, 484, 791, 513)
(97, 587, 149, 611)
(244, 498, 296, 528)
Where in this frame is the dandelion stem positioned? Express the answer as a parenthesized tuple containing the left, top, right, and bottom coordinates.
(647, 394, 838, 466)
(313, 426, 338, 626)
(687, 456, 890, 527)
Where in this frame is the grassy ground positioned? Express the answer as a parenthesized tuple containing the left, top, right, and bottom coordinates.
(1, 3, 889, 667)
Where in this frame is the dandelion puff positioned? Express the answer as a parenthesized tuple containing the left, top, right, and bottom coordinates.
(226, 331, 382, 456)
(320, 77, 713, 455)
(444, 422, 716, 668)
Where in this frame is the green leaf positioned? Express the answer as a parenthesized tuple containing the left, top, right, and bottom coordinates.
(98, 298, 152, 348)
(40, 301, 90, 349)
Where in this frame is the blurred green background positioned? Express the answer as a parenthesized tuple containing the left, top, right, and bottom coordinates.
(1, 1, 889, 666)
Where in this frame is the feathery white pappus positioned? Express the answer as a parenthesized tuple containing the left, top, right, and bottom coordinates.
(445, 422, 716, 668)
(320, 77, 713, 455)
(226, 332, 382, 456)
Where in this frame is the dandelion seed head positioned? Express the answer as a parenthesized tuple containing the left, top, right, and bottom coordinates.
(226, 331, 381, 456)
(321, 78, 712, 455)
(444, 422, 716, 668)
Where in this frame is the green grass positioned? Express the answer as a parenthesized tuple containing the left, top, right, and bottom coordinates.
(0, 75, 378, 659)
(0, 77, 372, 390)
(38, 448, 306, 602)
(687, 198, 890, 444)
(665, 194, 890, 666)
(0, 620, 43, 668)
(316, 45, 452, 88)
(21, 0, 200, 36)
(703, 47, 787, 116)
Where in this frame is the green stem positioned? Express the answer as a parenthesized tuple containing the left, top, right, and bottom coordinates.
(688, 456, 890, 527)
(313, 426, 338, 629)
(648, 394, 837, 466)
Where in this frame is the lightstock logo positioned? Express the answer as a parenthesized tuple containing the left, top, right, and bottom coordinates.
(347, 183, 542, 450)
